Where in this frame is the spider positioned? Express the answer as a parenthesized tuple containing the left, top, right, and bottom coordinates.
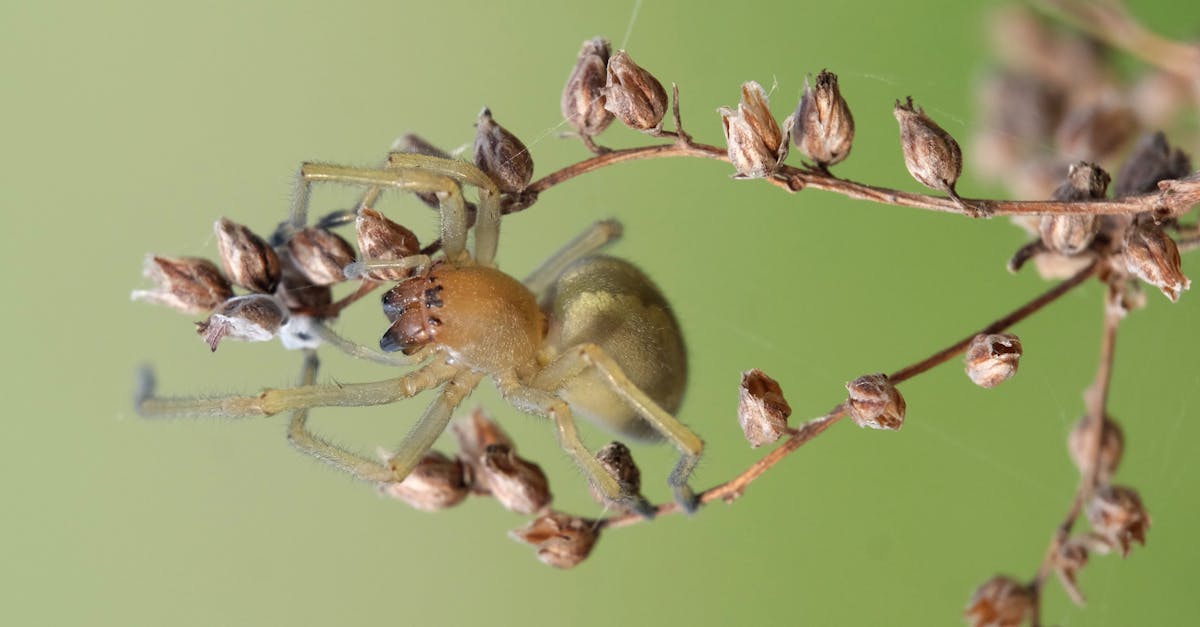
(137, 152, 703, 515)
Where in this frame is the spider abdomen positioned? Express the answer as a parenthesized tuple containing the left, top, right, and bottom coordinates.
(540, 256, 687, 440)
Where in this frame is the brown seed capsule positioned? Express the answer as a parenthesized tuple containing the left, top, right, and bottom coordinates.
(1055, 95, 1136, 162)
(379, 451, 471, 512)
(719, 81, 787, 179)
(1039, 162, 1109, 256)
(509, 510, 599, 570)
(589, 442, 651, 515)
(976, 71, 1063, 149)
(738, 368, 791, 447)
(354, 208, 420, 282)
(1067, 414, 1124, 483)
(478, 444, 551, 515)
(1086, 484, 1150, 557)
(561, 37, 614, 138)
(131, 255, 234, 315)
(893, 96, 963, 199)
(1054, 540, 1090, 606)
(964, 333, 1022, 388)
(451, 408, 515, 495)
(214, 218, 281, 293)
(845, 373, 905, 431)
(273, 248, 333, 315)
(1113, 132, 1193, 198)
(473, 108, 534, 193)
(195, 294, 287, 352)
(964, 575, 1033, 627)
(791, 70, 855, 168)
(602, 50, 668, 132)
(286, 227, 356, 286)
(1123, 221, 1190, 302)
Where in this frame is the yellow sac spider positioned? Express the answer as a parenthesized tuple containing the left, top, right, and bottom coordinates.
(136, 153, 703, 514)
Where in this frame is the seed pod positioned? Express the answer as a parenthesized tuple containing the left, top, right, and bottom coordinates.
(195, 294, 287, 352)
(737, 368, 791, 447)
(1086, 484, 1150, 557)
(791, 70, 855, 168)
(845, 373, 905, 431)
(719, 81, 787, 179)
(379, 451, 471, 512)
(509, 510, 599, 570)
(1067, 414, 1124, 483)
(590, 442, 651, 515)
(214, 217, 281, 293)
(1039, 162, 1108, 256)
(478, 444, 551, 515)
(1113, 132, 1192, 198)
(286, 227, 356, 286)
(131, 255, 233, 315)
(452, 408, 515, 495)
(1123, 221, 1190, 302)
(964, 333, 1022, 388)
(354, 208, 420, 282)
(273, 248, 333, 315)
(1054, 540, 1090, 606)
(964, 575, 1033, 627)
(473, 107, 534, 193)
(893, 96, 963, 198)
(602, 50, 668, 132)
(561, 37, 614, 138)
(1055, 96, 1136, 162)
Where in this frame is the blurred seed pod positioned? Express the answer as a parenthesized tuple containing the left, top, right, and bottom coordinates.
(1067, 414, 1124, 485)
(379, 451, 471, 512)
(738, 368, 791, 447)
(1113, 132, 1192, 199)
(131, 255, 233, 315)
(1086, 484, 1150, 557)
(964, 575, 1033, 627)
(964, 333, 1022, 388)
(195, 294, 287, 352)
(1055, 95, 1136, 162)
(509, 510, 599, 569)
(590, 442, 651, 515)
(845, 373, 905, 431)
(561, 37, 614, 138)
(1039, 162, 1109, 256)
(1123, 221, 1190, 302)
(473, 107, 534, 193)
(274, 248, 333, 315)
(214, 217, 281, 293)
(602, 50, 668, 132)
(478, 444, 551, 515)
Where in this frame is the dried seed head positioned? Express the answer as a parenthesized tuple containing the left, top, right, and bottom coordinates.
(1113, 132, 1193, 198)
(1067, 414, 1124, 483)
(354, 208, 420, 281)
(602, 50, 668, 132)
(379, 451, 471, 512)
(1130, 71, 1190, 129)
(893, 96, 962, 197)
(214, 217, 281, 293)
(286, 227, 356, 286)
(976, 71, 1063, 148)
(1054, 540, 1090, 606)
(1055, 96, 1137, 162)
(1086, 484, 1150, 557)
(1123, 221, 1190, 302)
(509, 510, 599, 570)
(791, 70, 855, 168)
(964, 333, 1022, 388)
(452, 408, 514, 494)
(274, 248, 333, 315)
(845, 373, 905, 431)
(478, 444, 551, 515)
(561, 37, 614, 138)
(964, 575, 1033, 627)
(195, 294, 287, 352)
(738, 368, 791, 447)
(1039, 162, 1109, 256)
(589, 442, 650, 514)
(473, 107, 534, 193)
(719, 81, 787, 179)
(131, 255, 233, 315)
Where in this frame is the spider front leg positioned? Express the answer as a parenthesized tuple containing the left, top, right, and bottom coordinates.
(496, 375, 657, 518)
(135, 358, 457, 418)
(535, 344, 704, 513)
(382, 369, 483, 481)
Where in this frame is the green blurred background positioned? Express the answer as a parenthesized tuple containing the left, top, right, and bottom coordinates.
(3, 0, 1196, 625)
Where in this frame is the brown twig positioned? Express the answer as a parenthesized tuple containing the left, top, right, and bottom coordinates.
(518, 141, 1200, 219)
(597, 260, 1101, 532)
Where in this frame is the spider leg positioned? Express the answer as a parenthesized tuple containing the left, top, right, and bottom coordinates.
(135, 358, 456, 418)
(382, 369, 482, 480)
(522, 220, 623, 298)
(536, 344, 704, 513)
(496, 374, 656, 518)
(343, 255, 433, 280)
(292, 163, 472, 263)
(385, 152, 502, 267)
(286, 351, 394, 483)
(309, 320, 429, 367)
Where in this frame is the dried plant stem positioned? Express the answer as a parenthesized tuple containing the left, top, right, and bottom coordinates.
(598, 262, 1100, 531)
(518, 141, 1200, 218)
(1039, 0, 1200, 89)
(1028, 278, 1123, 625)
